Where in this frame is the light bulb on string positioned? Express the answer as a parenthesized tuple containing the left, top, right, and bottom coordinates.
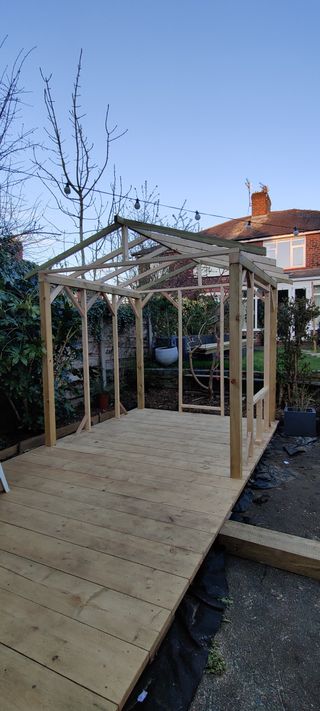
(195, 210, 201, 221)
(64, 182, 71, 196)
(134, 198, 141, 210)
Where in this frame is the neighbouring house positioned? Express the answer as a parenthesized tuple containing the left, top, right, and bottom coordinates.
(136, 188, 320, 336)
(203, 186, 320, 326)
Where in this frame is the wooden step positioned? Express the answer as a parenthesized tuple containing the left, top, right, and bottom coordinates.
(219, 520, 320, 580)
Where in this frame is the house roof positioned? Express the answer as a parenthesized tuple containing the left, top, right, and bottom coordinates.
(203, 209, 320, 242)
(285, 267, 320, 279)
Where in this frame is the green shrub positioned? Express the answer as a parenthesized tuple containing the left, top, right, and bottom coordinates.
(0, 244, 81, 432)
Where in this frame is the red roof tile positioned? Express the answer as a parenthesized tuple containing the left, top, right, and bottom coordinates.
(203, 209, 320, 242)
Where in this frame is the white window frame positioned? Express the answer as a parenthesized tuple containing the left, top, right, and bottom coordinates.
(192, 265, 222, 278)
(263, 236, 306, 269)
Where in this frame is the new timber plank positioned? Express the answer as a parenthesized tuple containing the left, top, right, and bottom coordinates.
(0, 587, 147, 706)
(4, 468, 221, 534)
(0, 501, 201, 578)
(0, 522, 188, 609)
(219, 521, 320, 580)
(4, 458, 236, 512)
(15, 446, 234, 479)
(56, 441, 234, 475)
(67, 429, 234, 455)
(7, 453, 240, 490)
(0, 644, 115, 711)
(0, 409, 277, 710)
(0, 551, 170, 651)
(2, 484, 214, 554)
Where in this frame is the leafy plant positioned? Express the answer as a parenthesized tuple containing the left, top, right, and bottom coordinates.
(0, 244, 81, 433)
(148, 296, 178, 338)
(206, 640, 227, 676)
(277, 296, 320, 407)
(183, 294, 221, 337)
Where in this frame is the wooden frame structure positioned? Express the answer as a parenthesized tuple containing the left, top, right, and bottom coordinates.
(1, 222, 292, 709)
(30, 215, 290, 479)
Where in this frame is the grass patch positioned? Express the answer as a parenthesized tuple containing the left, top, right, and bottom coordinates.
(146, 347, 320, 373)
(206, 640, 227, 676)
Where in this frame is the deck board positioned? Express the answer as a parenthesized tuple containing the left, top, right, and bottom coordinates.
(0, 408, 277, 709)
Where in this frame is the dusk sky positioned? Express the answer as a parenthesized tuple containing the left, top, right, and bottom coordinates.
(2, 0, 320, 255)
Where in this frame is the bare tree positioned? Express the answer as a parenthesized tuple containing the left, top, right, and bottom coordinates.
(34, 50, 126, 265)
(127, 181, 198, 231)
(0, 37, 41, 245)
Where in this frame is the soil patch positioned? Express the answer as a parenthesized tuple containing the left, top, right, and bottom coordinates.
(190, 426, 320, 711)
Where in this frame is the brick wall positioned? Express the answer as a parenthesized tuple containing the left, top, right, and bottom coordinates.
(141, 232, 320, 291)
(240, 234, 320, 271)
(163, 260, 229, 293)
(306, 232, 320, 268)
(251, 190, 271, 216)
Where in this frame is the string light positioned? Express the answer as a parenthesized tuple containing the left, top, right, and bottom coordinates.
(91, 186, 312, 236)
(11, 165, 319, 236)
(25, 173, 319, 239)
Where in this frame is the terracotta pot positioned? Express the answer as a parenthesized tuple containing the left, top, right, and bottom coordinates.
(98, 392, 109, 411)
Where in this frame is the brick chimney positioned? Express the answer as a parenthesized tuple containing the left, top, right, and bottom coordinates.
(251, 186, 271, 216)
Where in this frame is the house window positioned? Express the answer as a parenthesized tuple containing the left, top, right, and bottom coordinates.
(192, 265, 221, 278)
(292, 238, 305, 267)
(278, 289, 289, 304)
(264, 237, 305, 269)
(314, 285, 320, 309)
(295, 288, 306, 301)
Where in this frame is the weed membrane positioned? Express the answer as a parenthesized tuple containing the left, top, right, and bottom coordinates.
(123, 547, 228, 711)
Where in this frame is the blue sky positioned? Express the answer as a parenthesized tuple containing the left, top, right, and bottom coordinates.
(2, 0, 320, 254)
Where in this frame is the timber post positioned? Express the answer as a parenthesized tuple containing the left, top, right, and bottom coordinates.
(112, 294, 120, 418)
(269, 286, 278, 423)
(229, 252, 243, 479)
(39, 275, 56, 446)
(135, 298, 145, 408)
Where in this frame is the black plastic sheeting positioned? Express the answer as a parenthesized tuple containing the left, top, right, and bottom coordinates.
(123, 546, 228, 711)
(250, 462, 297, 489)
(283, 436, 317, 457)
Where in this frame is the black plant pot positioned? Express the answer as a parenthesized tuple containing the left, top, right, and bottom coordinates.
(284, 406, 316, 436)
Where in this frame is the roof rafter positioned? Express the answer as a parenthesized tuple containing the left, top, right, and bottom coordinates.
(26, 222, 120, 279)
(115, 215, 266, 255)
(29, 216, 287, 290)
(42, 273, 141, 298)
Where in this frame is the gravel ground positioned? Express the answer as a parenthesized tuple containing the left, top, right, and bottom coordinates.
(190, 428, 320, 711)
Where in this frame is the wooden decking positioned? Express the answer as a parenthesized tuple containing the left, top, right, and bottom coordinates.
(0, 408, 277, 710)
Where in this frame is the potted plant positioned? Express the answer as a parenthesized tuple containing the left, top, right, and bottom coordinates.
(91, 375, 113, 412)
(148, 297, 179, 366)
(277, 297, 319, 436)
(283, 388, 316, 437)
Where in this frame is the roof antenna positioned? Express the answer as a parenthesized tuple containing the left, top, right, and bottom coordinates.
(245, 178, 251, 213)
